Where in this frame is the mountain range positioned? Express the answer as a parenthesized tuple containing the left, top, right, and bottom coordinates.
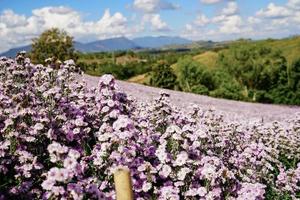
(0, 36, 193, 57)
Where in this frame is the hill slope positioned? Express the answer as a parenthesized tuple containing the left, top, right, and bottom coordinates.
(82, 74, 300, 122)
(132, 36, 192, 48)
(0, 45, 32, 57)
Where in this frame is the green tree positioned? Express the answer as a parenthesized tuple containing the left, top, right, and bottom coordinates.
(218, 43, 290, 102)
(209, 69, 245, 101)
(30, 28, 77, 65)
(290, 58, 300, 90)
(176, 57, 215, 95)
(150, 62, 177, 89)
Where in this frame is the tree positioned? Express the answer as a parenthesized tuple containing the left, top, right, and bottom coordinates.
(30, 28, 77, 65)
(150, 62, 177, 89)
(176, 57, 215, 95)
(290, 58, 300, 90)
(217, 44, 290, 102)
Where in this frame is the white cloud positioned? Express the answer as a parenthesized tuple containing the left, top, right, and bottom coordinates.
(184, 0, 300, 41)
(200, 0, 223, 4)
(182, 1, 247, 40)
(218, 15, 243, 34)
(221, 2, 238, 16)
(133, 0, 178, 13)
(194, 14, 210, 26)
(31, 6, 82, 31)
(142, 14, 169, 31)
(254, 2, 300, 32)
(210, 2, 243, 34)
(0, 7, 134, 53)
(256, 3, 291, 18)
(292, 11, 300, 22)
(92, 9, 129, 38)
(247, 16, 261, 24)
(0, 10, 27, 28)
(211, 1, 239, 23)
(287, 0, 300, 10)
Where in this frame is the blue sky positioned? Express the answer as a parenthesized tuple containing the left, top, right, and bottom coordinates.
(0, 0, 300, 52)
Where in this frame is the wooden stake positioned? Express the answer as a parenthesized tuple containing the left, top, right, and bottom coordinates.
(114, 166, 134, 200)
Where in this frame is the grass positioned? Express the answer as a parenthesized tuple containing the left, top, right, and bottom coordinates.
(193, 51, 218, 68)
(263, 36, 300, 64)
(127, 73, 151, 84)
(78, 54, 145, 65)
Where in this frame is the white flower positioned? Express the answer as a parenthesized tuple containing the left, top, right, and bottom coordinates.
(55, 168, 70, 182)
(138, 164, 146, 172)
(100, 88, 110, 96)
(41, 179, 55, 190)
(48, 167, 60, 180)
(73, 128, 80, 135)
(107, 100, 115, 107)
(197, 187, 207, 197)
(64, 157, 77, 169)
(45, 58, 53, 63)
(117, 130, 133, 140)
(192, 141, 201, 148)
(201, 163, 216, 180)
(68, 149, 80, 159)
(172, 133, 182, 140)
(177, 167, 191, 181)
(174, 151, 188, 166)
(159, 165, 172, 177)
(74, 118, 85, 126)
(142, 182, 152, 192)
(155, 148, 168, 163)
(64, 59, 75, 66)
(100, 74, 114, 85)
(4, 118, 13, 129)
(185, 188, 197, 197)
(196, 129, 207, 139)
(109, 110, 119, 119)
(113, 115, 131, 131)
(101, 106, 110, 113)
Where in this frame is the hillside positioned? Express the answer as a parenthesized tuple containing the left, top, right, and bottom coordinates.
(127, 36, 300, 106)
(132, 36, 192, 48)
(222, 36, 300, 64)
(193, 51, 218, 68)
(82, 74, 300, 122)
(258, 36, 300, 64)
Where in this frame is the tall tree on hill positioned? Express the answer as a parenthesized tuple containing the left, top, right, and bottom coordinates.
(30, 28, 77, 65)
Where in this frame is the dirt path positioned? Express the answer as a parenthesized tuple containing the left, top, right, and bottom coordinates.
(81, 74, 300, 122)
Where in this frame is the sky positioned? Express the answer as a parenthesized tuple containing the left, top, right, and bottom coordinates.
(0, 0, 300, 53)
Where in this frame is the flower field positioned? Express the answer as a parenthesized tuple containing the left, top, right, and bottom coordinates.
(0, 53, 300, 199)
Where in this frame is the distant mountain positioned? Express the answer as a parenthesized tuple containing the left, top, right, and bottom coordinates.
(1, 37, 141, 57)
(132, 36, 192, 48)
(0, 36, 193, 57)
(0, 45, 32, 57)
(81, 37, 140, 52)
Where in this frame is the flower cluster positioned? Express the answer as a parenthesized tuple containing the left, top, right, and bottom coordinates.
(0, 54, 299, 199)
